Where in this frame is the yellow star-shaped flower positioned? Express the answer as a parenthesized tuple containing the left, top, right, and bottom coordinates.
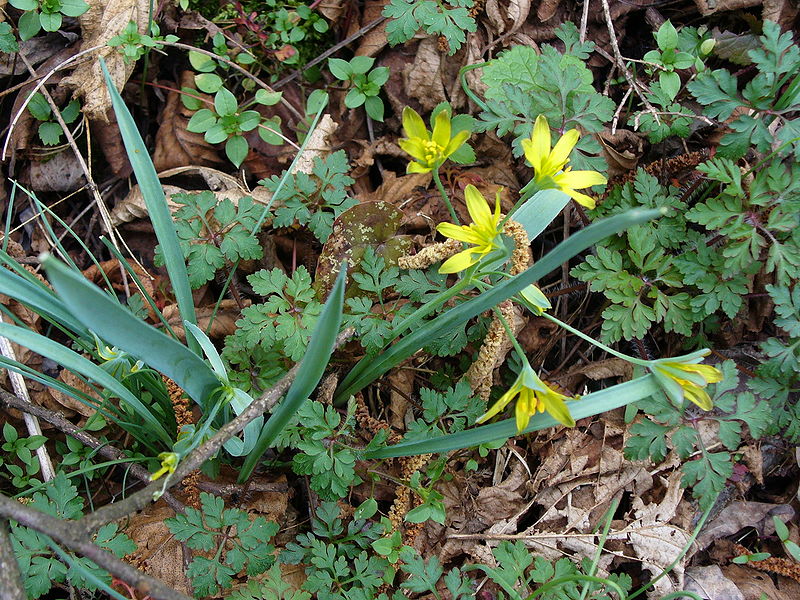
(436, 185, 502, 274)
(399, 107, 470, 174)
(521, 115, 607, 209)
(477, 361, 576, 433)
(648, 350, 723, 410)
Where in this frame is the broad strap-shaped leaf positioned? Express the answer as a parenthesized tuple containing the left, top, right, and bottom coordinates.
(99, 58, 200, 355)
(237, 263, 348, 483)
(0, 320, 173, 447)
(42, 254, 220, 411)
(335, 208, 664, 402)
(364, 375, 660, 458)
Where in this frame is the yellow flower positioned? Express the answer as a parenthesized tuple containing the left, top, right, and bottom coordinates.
(436, 185, 502, 273)
(648, 350, 723, 411)
(399, 107, 470, 174)
(477, 361, 576, 433)
(521, 115, 607, 209)
(150, 451, 178, 481)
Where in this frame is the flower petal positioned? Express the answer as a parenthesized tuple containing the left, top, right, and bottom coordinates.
(439, 249, 479, 274)
(545, 129, 579, 173)
(431, 109, 452, 149)
(515, 389, 534, 433)
(476, 383, 519, 423)
(407, 161, 432, 174)
(443, 129, 470, 157)
(464, 185, 492, 230)
(541, 390, 576, 427)
(562, 187, 597, 209)
(402, 106, 428, 141)
(683, 384, 713, 411)
(437, 222, 484, 244)
(398, 138, 427, 161)
(554, 169, 608, 190)
(525, 115, 551, 172)
(676, 363, 723, 383)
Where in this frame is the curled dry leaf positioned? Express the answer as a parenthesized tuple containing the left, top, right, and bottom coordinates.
(404, 38, 447, 113)
(153, 71, 225, 172)
(61, 0, 151, 121)
(355, 0, 391, 57)
(292, 114, 338, 174)
(111, 184, 185, 226)
(598, 128, 645, 179)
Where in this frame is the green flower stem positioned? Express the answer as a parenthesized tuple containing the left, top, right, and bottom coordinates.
(458, 62, 491, 113)
(540, 311, 650, 366)
(492, 305, 527, 363)
(432, 168, 459, 225)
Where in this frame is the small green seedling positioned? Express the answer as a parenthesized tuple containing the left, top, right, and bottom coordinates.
(328, 56, 390, 121)
(27, 92, 81, 146)
(10, 0, 89, 41)
(107, 21, 177, 63)
(643, 21, 695, 101)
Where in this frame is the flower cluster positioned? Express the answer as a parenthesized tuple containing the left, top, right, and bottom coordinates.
(399, 107, 469, 174)
(521, 115, 606, 208)
(648, 350, 723, 410)
(477, 360, 576, 433)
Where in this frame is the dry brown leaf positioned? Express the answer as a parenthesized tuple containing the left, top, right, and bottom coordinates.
(153, 72, 224, 171)
(21, 150, 85, 192)
(698, 502, 794, 550)
(722, 564, 786, 600)
(125, 505, 191, 594)
(91, 108, 131, 177)
(537, 0, 560, 22)
(598, 128, 645, 179)
(111, 184, 185, 226)
(388, 368, 414, 429)
(685, 565, 746, 600)
(293, 114, 338, 174)
(355, 0, 391, 57)
(62, 0, 150, 121)
(163, 300, 245, 341)
(694, 0, 761, 16)
(404, 38, 447, 112)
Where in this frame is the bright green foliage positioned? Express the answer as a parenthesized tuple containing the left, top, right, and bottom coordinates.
(286, 399, 362, 499)
(399, 548, 472, 598)
(280, 501, 398, 600)
(383, 0, 476, 55)
(55, 434, 106, 481)
(260, 150, 357, 242)
(688, 21, 800, 159)
(228, 563, 311, 600)
(165, 492, 279, 597)
(405, 469, 446, 524)
(399, 380, 483, 443)
(1, 423, 46, 489)
(10, 472, 136, 599)
(687, 158, 800, 286)
(748, 284, 800, 440)
(107, 21, 177, 63)
(328, 56, 390, 121)
(154, 191, 264, 289)
(625, 360, 771, 509)
(572, 166, 788, 343)
(633, 23, 713, 142)
(478, 22, 614, 171)
(26, 92, 81, 146)
(10, 0, 89, 40)
(186, 86, 283, 167)
(224, 266, 321, 368)
(0, 22, 20, 53)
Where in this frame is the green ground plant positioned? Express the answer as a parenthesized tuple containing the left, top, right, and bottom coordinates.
(383, 0, 476, 55)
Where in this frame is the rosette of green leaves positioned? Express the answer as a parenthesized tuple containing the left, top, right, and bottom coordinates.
(328, 56, 390, 121)
(26, 92, 81, 146)
(10, 0, 89, 41)
(186, 87, 284, 167)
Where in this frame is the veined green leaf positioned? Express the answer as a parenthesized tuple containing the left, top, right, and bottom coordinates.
(336, 208, 664, 402)
(512, 189, 571, 241)
(0, 320, 173, 447)
(364, 375, 660, 458)
(0, 254, 88, 336)
(237, 263, 347, 483)
(41, 254, 221, 412)
(99, 58, 200, 355)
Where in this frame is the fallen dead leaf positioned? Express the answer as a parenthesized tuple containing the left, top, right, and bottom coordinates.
(62, 0, 151, 121)
(22, 150, 85, 192)
(722, 564, 786, 600)
(163, 300, 245, 341)
(153, 71, 224, 171)
(685, 565, 745, 600)
(404, 38, 447, 112)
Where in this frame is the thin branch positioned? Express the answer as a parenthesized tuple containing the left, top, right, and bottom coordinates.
(0, 495, 192, 600)
(0, 389, 185, 515)
(0, 518, 26, 600)
(79, 328, 354, 534)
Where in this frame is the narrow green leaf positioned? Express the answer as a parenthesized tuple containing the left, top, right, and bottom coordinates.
(335, 208, 664, 402)
(512, 189, 571, 241)
(99, 58, 200, 355)
(364, 375, 660, 458)
(0, 321, 173, 447)
(41, 254, 220, 412)
(237, 263, 347, 483)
